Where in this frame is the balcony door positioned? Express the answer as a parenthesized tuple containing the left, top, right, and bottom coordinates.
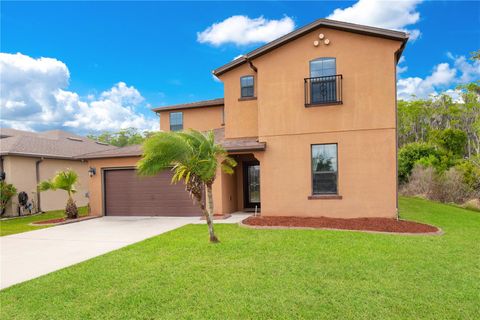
(310, 58, 337, 104)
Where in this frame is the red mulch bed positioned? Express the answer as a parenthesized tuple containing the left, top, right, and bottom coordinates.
(34, 218, 66, 225)
(242, 216, 440, 234)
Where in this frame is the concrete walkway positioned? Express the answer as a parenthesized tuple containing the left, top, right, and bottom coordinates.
(0, 214, 250, 290)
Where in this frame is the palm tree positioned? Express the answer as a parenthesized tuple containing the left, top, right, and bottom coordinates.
(137, 130, 236, 243)
(38, 169, 79, 219)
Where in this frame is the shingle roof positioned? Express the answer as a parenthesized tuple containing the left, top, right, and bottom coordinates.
(152, 98, 224, 112)
(77, 128, 266, 159)
(213, 18, 408, 76)
(0, 128, 116, 159)
(77, 144, 143, 159)
(213, 128, 266, 152)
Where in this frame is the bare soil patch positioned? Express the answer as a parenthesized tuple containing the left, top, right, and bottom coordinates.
(242, 216, 440, 234)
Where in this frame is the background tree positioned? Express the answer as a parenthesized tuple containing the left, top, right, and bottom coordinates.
(38, 169, 79, 219)
(87, 128, 152, 147)
(137, 130, 236, 243)
(471, 49, 480, 62)
(398, 78, 480, 206)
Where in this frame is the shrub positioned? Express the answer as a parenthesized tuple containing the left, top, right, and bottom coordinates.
(0, 181, 17, 216)
(400, 164, 436, 197)
(455, 158, 480, 192)
(398, 143, 440, 183)
(400, 165, 476, 205)
(429, 128, 467, 157)
(463, 199, 480, 211)
(430, 168, 472, 204)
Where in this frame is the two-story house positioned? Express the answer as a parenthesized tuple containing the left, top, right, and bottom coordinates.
(80, 18, 408, 219)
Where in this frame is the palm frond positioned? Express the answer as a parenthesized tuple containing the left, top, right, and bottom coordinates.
(137, 132, 192, 176)
(38, 180, 56, 192)
(39, 169, 78, 193)
(52, 169, 79, 192)
(138, 129, 237, 188)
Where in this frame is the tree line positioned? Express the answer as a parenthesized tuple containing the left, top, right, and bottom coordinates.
(398, 51, 479, 206)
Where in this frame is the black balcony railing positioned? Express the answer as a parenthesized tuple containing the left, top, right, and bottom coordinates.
(304, 75, 342, 107)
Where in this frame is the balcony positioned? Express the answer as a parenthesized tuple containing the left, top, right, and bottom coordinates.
(304, 75, 343, 107)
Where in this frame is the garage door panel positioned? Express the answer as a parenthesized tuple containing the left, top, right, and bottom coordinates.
(104, 169, 201, 216)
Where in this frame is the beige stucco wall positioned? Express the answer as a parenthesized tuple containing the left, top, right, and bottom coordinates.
(86, 27, 402, 219)
(219, 27, 400, 138)
(215, 26, 402, 218)
(258, 129, 397, 218)
(158, 105, 224, 132)
(2, 156, 37, 216)
(38, 159, 90, 212)
(219, 64, 258, 139)
(2, 156, 89, 216)
(211, 167, 237, 215)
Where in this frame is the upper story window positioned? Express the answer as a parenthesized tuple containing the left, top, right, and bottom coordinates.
(240, 76, 254, 98)
(169, 112, 183, 131)
(312, 143, 338, 195)
(310, 58, 336, 77)
(305, 58, 342, 106)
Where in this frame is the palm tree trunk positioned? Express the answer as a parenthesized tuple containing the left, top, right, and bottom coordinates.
(65, 191, 78, 219)
(205, 182, 219, 243)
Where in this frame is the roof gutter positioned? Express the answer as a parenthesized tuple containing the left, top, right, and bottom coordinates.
(394, 36, 409, 63)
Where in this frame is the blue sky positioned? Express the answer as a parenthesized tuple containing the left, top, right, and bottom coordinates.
(1, 1, 479, 134)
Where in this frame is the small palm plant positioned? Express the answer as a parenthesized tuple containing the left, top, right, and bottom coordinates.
(39, 169, 79, 219)
(137, 130, 236, 243)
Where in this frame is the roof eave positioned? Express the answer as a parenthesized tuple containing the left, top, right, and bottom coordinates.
(76, 153, 142, 160)
(224, 144, 266, 153)
(152, 103, 224, 113)
(0, 151, 80, 160)
(213, 18, 408, 77)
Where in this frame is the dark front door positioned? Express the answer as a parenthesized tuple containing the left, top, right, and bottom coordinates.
(243, 161, 260, 209)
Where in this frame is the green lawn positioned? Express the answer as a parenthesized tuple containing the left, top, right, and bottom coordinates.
(1, 197, 479, 319)
(0, 206, 88, 236)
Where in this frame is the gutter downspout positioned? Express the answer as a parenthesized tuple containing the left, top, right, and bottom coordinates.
(244, 56, 258, 73)
(394, 45, 405, 221)
(35, 158, 43, 213)
(0, 156, 4, 178)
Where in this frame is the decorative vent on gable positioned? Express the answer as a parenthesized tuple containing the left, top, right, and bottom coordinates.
(313, 33, 330, 47)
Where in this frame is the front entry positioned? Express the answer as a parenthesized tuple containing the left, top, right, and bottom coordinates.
(243, 161, 260, 209)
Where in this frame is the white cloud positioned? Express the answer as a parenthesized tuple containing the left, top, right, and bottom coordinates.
(450, 54, 480, 83)
(0, 52, 158, 133)
(397, 55, 480, 100)
(197, 15, 295, 46)
(397, 56, 408, 74)
(63, 82, 157, 132)
(328, 0, 422, 40)
(443, 89, 464, 103)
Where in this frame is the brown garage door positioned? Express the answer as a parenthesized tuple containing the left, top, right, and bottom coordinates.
(104, 169, 201, 216)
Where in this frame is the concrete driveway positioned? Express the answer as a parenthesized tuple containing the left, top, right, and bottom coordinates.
(0, 214, 249, 290)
